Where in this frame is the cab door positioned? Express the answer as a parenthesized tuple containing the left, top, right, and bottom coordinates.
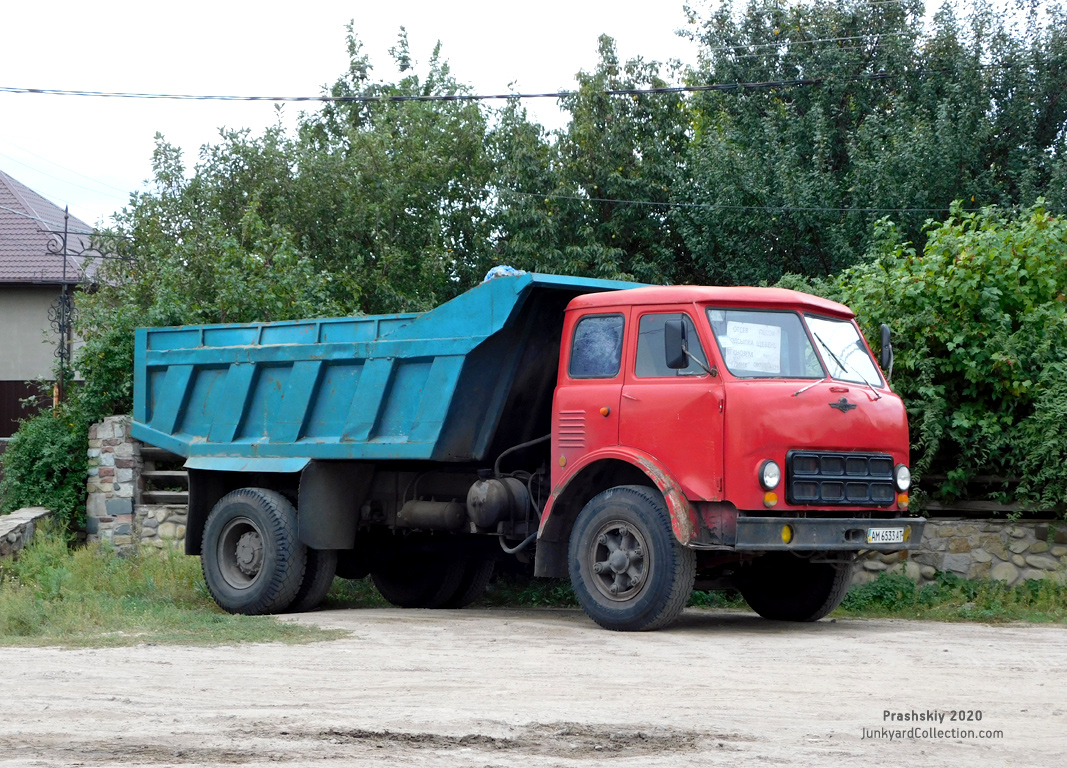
(618, 307, 725, 501)
(552, 311, 627, 476)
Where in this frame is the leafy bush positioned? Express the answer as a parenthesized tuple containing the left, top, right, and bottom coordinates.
(0, 402, 89, 531)
(814, 201, 1067, 510)
(841, 572, 920, 612)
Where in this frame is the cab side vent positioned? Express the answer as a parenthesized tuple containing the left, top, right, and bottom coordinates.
(558, 410, 586, 448)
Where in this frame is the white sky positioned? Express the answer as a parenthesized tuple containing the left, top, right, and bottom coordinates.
(0, 0, 698, 227)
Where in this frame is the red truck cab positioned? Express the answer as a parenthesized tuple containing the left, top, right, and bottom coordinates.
(538, 286, 921, 630)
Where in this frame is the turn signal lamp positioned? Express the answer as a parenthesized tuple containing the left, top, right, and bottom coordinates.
(897, 493, 909, 510)
(763, 492, 778, 508)
(781, 524, 794, 544)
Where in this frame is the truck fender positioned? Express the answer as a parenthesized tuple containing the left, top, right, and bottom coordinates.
(540, 447, 698, 549)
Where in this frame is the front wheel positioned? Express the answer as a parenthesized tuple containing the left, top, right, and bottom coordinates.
(738, 553, 851, 622)
(568, 485, 695, 631)
(200, 488, 307, 615)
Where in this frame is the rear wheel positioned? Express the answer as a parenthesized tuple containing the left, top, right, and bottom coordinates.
(442, 559, 495, 609)
(201, 488, 307, 615)
(287, 548, 338, 613)
(738, 553, 851, 622)
(371, 554, 467, 609)
(568, 485, 695, 631)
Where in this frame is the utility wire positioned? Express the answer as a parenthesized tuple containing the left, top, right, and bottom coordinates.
(698, 31, 913, 54)
(0, 151, 129, 201)
(497, 188, 976, 214)
(0, 72, 894, 104)
(0, 137, 132, 195)
(0, 203, 94, 234)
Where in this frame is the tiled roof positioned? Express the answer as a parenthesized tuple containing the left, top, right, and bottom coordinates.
(0, 168, 95, 284)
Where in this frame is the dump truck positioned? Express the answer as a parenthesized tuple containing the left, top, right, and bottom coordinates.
(131, 270, 924, 631)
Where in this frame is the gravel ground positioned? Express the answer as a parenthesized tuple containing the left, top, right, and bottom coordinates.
(3, 607, 1065, 767)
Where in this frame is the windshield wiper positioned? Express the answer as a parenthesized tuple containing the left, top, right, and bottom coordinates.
(811, 331, 881, 401)
(682, 339, 716, 377)
(792, 376, 829, 397)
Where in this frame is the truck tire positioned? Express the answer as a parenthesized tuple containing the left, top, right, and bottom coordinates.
(738, 553, 851, 622)
(441, 559, 495, 609)
(335, 550, 370, 581)
(568, 485, 695, 631)
(371, 555, 467, 609)
(201, 488, 307, 615)
(286, 548, 338, 613)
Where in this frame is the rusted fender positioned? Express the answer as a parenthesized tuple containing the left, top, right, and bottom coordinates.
(541, 446, 699, 546)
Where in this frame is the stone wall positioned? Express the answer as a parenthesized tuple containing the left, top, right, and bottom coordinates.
(855, 518, 1067, 586)
(86, 416, 143, 547)
(0, 507, 51, 559)
(134, 504, 188, 549)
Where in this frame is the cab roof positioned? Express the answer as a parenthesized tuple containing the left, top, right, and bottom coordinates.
(566, 284, 854, 319)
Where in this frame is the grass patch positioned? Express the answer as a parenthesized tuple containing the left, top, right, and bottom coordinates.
(479, 573, 580, 608)
(321, 576, 388, 609)
(325, 572, 749, 612)
(7, 526, 1063, 641)
(418, 568, 1067, 623)
(836, 571, 1067, 623)
(0, 524, 345, 648)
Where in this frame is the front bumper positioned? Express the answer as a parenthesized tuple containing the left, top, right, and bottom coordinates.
(694, 515, 926, 552)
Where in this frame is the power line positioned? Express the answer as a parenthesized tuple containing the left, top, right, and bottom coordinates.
(0, 137, 133, 195)
(0, 73, 894, 104)
(698, 31, 913, 55)
(0, 203, 94, 234)
(497, 188, 976, 214)
(0, 151, 129, 201)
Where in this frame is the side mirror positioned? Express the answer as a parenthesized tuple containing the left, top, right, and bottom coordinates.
(665, 319, 688, 369)
(879, 323, 894, 380)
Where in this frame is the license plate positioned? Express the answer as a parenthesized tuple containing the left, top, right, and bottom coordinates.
(867, 527, 905, 545)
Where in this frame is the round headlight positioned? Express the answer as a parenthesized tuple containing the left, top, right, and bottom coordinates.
(760, 460, 781, 491)
(895, 464, 911, 492)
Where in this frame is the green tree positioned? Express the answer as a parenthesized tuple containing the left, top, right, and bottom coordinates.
(490, 36, 690, 284)
(677, 0, 1067, 285)
(296, 27, 496, 312)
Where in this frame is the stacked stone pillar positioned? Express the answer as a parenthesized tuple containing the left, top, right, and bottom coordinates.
(86, 416, 142, 545)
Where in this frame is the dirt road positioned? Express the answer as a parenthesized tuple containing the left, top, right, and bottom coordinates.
(3, 607, 1065, 767)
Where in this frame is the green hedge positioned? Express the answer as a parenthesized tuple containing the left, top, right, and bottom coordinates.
(804, 201, 1067, 511)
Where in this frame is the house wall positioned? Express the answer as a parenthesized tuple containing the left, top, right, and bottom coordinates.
(0, 285, 61, 380)
(0, 285, 61, 437)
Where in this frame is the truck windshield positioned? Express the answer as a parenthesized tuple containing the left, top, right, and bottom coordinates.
(706, 308, 824, 379)
(803, 315, 884, 387)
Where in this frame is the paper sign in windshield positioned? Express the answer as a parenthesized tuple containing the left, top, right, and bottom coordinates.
(721, 321, 782, 373)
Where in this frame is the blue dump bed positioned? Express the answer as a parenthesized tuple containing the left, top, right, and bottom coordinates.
(132, 273, 637, 472)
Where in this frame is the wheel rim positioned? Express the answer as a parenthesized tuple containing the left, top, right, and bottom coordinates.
(588, 519, 651, 602)
(217, 516, 265, 590)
